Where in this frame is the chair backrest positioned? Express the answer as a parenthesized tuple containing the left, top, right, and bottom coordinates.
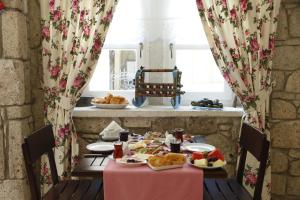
(22, 125, 59, 200)
(236, 123, 270, 200)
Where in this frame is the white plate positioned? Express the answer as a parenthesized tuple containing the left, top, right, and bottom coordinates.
(116, 157, 147, 167)
(86, 143, 114, 152)
(183, 143, 215, 152)
(147, 162, 185, 171)
(92, 102, 128, 109)
(187, 158, 227, 169)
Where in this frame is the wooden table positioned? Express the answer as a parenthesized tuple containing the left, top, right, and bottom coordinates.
(72, 136, 228, 179)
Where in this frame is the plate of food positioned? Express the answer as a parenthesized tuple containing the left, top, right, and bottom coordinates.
(144, 131, 165, 141)
(147, 153, 186, 171)
(116, 156, 147, 167)
(183, 143, 215, 152)
(91, 94, 129, 109)
(86, 142, 114, 153)
(188, 149, 226, 169)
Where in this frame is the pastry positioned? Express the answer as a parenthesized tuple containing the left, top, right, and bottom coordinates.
(148, 153, 186, 167)
(92, 94, 128, 104)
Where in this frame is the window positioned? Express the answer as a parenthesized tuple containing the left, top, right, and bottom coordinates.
(88, 49, 137, 91)
(83, 0, 142, 100)
(83, 0, 234, 106)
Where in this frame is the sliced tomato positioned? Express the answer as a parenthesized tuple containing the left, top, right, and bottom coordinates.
(208, 149, 225, 161)
(192, 152, 205, 160)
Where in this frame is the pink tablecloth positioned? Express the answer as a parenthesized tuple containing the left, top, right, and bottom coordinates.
(104, 160, 203, 200)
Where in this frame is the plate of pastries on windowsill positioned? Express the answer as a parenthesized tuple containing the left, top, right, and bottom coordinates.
(91, 93, 129, 109)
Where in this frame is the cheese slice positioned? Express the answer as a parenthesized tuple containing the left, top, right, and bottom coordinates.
(194, 159, 207, 167)
(213, 159, 225, 167)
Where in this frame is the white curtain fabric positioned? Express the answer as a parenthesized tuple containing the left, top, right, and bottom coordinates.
(40, 0, 118, 193)
(196, 0, 280, 199)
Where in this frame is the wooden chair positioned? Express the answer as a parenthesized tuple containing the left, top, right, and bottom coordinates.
(204, 123, 270, 200)
(22, 125, 103, 200)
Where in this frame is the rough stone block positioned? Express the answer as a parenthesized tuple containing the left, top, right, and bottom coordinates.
(271, 92, 295, 100)
(276, 39, 300, 46)
(287, 177, 300, 195)
(272, 71, 286, 91)
(282, 0, 300, 3)
(73, 117, 121, 133)
(290, 160, 300, 176)
(272, 174, 287, 195)
(8, 119, 31, 179)
(6, 105, 31, 119)
(0, 182, 4, 200)
(187, 118, 217, 135)
(272, 121, 300, 148)
(206, 134, 237, 163)
(276, 8, 289, 40)
(271, 100, 296, 119)
(273, 46, 300, 70)
(31, 89, 45, 129)
(289, 149, 300, 159)
(2, 11, 28, 59)
(127, 127, 149, 135)
(151, 118, 186, 132)
(123, 118, 151, 128)
(224, 164, 235, 178)
(24, 62, 31, 103)
(0, 127, 4, 179)
(289, 7, 300, 37)
(286, 70, 300, 93)
(30, 48, 43, 85)
(293, 100, 300, 107)
(2, 0, 25, 11)
(28, 0, 41, 48)
(271, 149, 288, 173)
(0, 60, 26, 105)
(215, 118, 233, 124)
(218, 124, 232, 131)
(3, 179, 30, 200)
(78, 136, 90, 155)
(219, 131, 231, 138)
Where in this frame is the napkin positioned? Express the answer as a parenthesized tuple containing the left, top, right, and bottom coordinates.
(164, 131, 176, 148)
(100, 121, 124, 139)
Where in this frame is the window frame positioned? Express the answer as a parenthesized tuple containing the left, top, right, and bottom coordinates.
(83, 44, 235, 107)
(82, 44, 141, 100)
(160, 44, 234, 106)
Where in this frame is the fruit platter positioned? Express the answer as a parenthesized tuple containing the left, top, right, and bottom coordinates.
(188, 149, 226, 169)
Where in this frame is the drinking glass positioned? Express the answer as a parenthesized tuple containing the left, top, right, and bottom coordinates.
(113, 142, 123, 159)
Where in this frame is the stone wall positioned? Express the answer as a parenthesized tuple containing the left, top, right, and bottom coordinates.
(271, 0, 300, 199)
(74, 116, 242, 177)
(28, 0, 44, 130)
(0, 0, 43, 199)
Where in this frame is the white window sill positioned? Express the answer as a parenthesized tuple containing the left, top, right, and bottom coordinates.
(73, 105, 244, 118)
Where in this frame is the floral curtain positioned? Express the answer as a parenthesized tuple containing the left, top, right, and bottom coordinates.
(40, 0, 118, 193)
(196, 0, 280, 199)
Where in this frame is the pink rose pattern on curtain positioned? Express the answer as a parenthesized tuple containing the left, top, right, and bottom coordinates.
(40, 0, 117, 193)
(196, 0, 280, 199)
